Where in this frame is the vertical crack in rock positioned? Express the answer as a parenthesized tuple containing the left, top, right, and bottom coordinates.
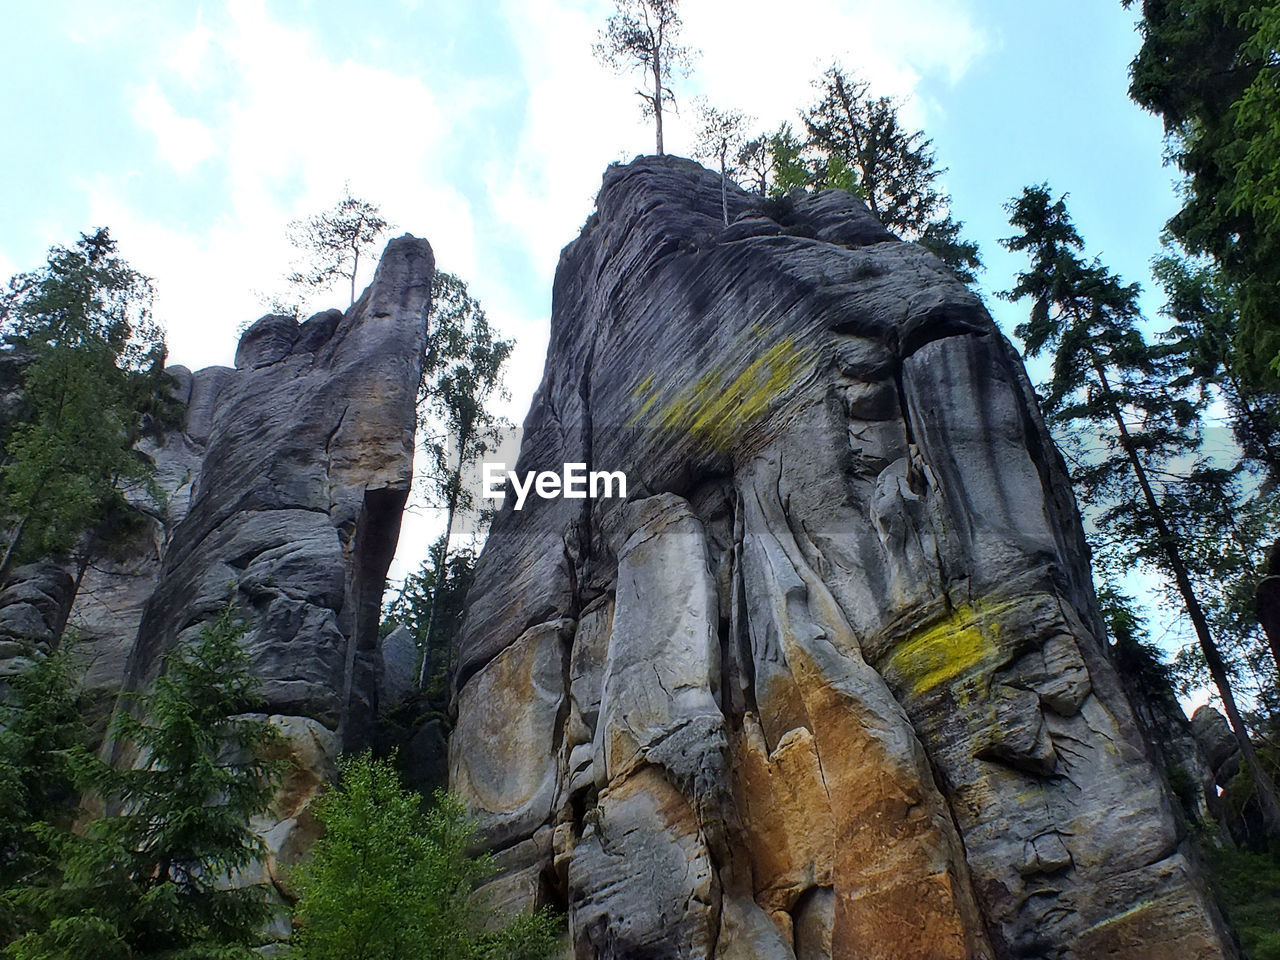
(87, 235, 436, 944)
(450, 157, 1235, 959)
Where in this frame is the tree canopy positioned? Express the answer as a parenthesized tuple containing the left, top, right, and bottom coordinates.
(0, 229, 169, 577)
(593, 0, 694, 156)
(287, 186, 390, 307)
(287, 753, 559, 960)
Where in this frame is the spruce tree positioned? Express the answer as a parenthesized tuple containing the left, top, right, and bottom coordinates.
(1123, 0, 1280, 397)
(0, 229, 168, 580)
(288, 753, 558, 960)
(1001, 184, 1280, 835)
(0, 646, 88, 946)
(798, 66, 981, 281)
(1153, 253, 1280, 482)
(5, 608, 281, 960)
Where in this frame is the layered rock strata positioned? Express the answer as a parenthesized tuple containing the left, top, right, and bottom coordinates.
(449, 158, 1234, 959)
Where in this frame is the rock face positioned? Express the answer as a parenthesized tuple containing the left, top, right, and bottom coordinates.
(121, 234, 432, 739)
(104, 235, 433, 915)
(449, 158, 1234, 959)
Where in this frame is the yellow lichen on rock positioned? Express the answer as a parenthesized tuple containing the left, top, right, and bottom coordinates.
(629, 333, 810, 450)
(884, 600, 1015, 697)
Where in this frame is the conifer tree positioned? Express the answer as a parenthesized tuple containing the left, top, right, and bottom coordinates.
(0, 229, 168, 581)
(1124, 0, 1280, 396)
(5, 608, 281, 960)
(797, 66, 981, 281)
(0, 646, 88, 947)
(593, 0, 694, 156)
(1001, 183, 1280, 835)
(287, 185, 389, 307)
(288, 753, 558, 960)
(693, 102, 752, 225)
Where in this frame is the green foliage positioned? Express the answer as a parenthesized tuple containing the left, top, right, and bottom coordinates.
(0, 229, 169, 568)
(1152, 252, 1280, 479)
(0, 645, 89, 944)
(288, 753, 559, 960)
(744, 66, 981, 281)
(1205, 842, 1280, 959)
(1003, 181, 1280, 831)
(592, 0, 694, 155)
(412, 272, 511, 691)
(381, 544, 478, 722)
(418, 272, 513, 520)
(287, 185, 389, 307)
(4, 608, 282, 959)
(765, 124, 811, 198)
(1124, 0, 1280, 392)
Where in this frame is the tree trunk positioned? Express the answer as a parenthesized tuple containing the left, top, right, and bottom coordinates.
(416, 429, 469, 691)
(349, 248, 359, 307)
(1258, 572, 1280, 679)
(652, 50, 664, 155)
(0, 515, 28, 585)
(1089, 351, 1280, 835)
(415, 510, 454, 692)
(719, 153, 729, 225)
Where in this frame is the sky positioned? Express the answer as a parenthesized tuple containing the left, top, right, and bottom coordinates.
(0, 1, 1196, 669)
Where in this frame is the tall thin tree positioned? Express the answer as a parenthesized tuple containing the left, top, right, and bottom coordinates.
(415, 273, 512, 690)
(287, 184, 389, 307)
(593, 0, 694, 156)
(693, 101, 752, 225)
(1002, 184, 1280, 834)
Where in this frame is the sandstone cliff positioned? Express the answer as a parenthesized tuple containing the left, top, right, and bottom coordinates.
(449, 157, 1234, 959)
(0, 236, 434, 935)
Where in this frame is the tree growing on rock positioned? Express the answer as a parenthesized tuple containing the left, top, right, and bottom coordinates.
(762, 66, 982, 281)
(693, 101, 751, 225)
(287, 185, 389, 307)
(593, 0, 695, 156)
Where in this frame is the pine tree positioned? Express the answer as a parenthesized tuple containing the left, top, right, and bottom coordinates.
(692, 102, 752, 225)
(287, 185, 389, 307)
(288, 753, 559, 960)
(1123, 0, 1280, 397)
(0, 645, 88, 946)
(1001, 183, 1280, 835)
(5, 608, 281, 959)
(797, 66, 981, 281)
(593, 0, 694, 156)
(1153, 253, 1280, 482)
(0, 229, 168, 580)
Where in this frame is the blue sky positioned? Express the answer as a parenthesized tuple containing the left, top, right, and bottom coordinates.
(1, 1, 1193, 660)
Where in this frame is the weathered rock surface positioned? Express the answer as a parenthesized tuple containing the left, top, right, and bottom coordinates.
(90, 235, 433, 942)
(449, 158, 1234, 959)
(121, 234, 432, 741)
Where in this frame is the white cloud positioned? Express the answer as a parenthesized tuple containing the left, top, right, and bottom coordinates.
(81, 0, 480, 371)
(132, 85, 217, 175)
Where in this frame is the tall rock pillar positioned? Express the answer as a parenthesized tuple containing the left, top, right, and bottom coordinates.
(448, 158, 1234, 960)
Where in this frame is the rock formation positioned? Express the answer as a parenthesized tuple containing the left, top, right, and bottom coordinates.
(106, 235, 433, 905)
(449, 158, 1235, 959)
(0, 236, 433, 949)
